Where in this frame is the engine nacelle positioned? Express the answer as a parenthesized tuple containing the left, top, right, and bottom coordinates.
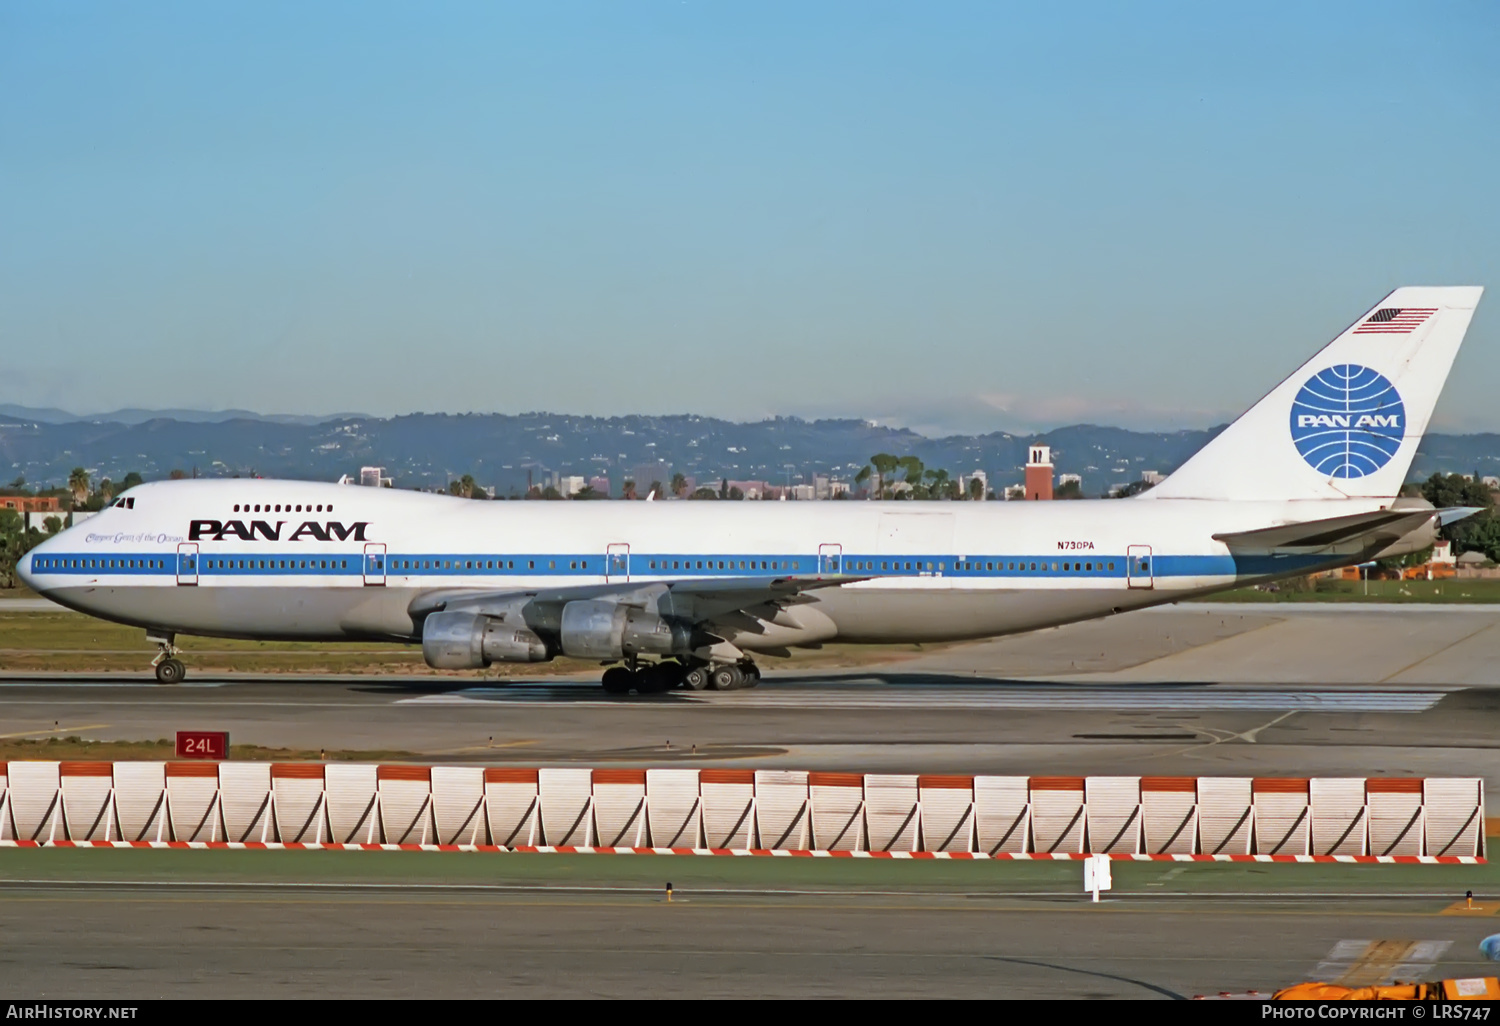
(422, 611, 550, 669)
(559, 599, 692, 660)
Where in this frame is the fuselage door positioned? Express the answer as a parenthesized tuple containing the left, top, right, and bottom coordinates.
(1127, 545, 1153, 589)
(818, 543, 843, 576)
(606, 543, 629, 583)
(176, 542, 199, 586)
(363, 542, 387, 586)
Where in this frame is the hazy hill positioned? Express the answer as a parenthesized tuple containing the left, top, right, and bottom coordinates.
(0, 409, 1493, 496)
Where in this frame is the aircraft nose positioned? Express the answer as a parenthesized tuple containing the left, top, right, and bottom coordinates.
(15, 544, 39, 590)
(17, 533, 60, 592)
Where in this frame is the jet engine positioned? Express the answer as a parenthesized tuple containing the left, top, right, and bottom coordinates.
(559, 599, 693, 660)
(421, 611, 550, 669)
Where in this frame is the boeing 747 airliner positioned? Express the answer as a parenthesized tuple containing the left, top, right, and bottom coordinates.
(18, 287, 1485, 692)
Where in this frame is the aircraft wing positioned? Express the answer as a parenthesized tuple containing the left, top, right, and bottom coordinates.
(407, 573, 870, 624)
(1212, 506, 1480, 556)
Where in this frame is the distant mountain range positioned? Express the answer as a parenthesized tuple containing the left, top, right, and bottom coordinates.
(1, 406, 1497, 497)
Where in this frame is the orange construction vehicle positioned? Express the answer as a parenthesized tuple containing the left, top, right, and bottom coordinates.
(1274, 977, 1500, 1000)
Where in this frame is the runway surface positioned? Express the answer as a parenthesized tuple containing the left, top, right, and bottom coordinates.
(3, 879, 1496, 998)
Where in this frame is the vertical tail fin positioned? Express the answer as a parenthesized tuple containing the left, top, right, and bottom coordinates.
(1144, 286, 1483, 501)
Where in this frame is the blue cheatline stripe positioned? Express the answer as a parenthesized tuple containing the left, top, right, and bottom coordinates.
(27, 549, 1332, 581)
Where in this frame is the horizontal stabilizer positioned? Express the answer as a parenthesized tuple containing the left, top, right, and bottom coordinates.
(1213, 506, 1479, 557)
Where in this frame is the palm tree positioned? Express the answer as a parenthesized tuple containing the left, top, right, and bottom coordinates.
(68, 467, 89, 505)
(870, 454, 900, 500)
(671, 473, 687, 498)
(925, 468, 952, 500)
(854, 465, 871, 498)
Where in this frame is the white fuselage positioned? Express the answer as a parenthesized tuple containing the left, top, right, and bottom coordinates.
(21, 479, 1375, 649)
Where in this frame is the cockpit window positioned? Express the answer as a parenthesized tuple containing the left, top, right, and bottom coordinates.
(112, 497, 136, 509)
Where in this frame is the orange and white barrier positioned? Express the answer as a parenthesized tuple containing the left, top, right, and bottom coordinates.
(0, 763, 1485, 861)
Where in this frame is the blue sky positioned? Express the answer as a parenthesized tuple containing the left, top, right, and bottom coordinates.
(2, 2, 1496, 433)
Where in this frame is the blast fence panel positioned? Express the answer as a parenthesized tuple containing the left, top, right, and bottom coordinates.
(754, 770, 810, 851)
(1367, 778, 1424, 857)
(113, 761, 167, 843)
(1309, 778, 1367, 856)
(1253, 778, 1310, 857)
(1084, 776, 1142, 854)
(1425, 778, 1484, 858)
(377, 765, 433, 845)
(483, 768, 540, 847)
(1029, 777, 1086, 854)
(592, 770, 648, 848)
(60, 762, 115, 842)
(1198, 777, 1253, 856)
(1141, 777, 1198, 855)
(325, 763, 379, 844)
(218, 762, 273, 843)
(645, 769, 701, 849)
(701, 770, 756, 849)
(271, 764, 327, 843)
(431, 766, 486, 845)
(864, 774, 920, 853)
(537, 768, 593, 847)
(975, 776, 1030, 855)
(917, 776, 974, 853)
(7, 761, 61, 842)
(809, 772, 865, 852)
(165, 762, 221, 842)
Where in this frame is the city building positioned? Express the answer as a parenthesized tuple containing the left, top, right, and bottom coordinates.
(726, 480, 771, 500)
(359, 466, 392, 488)
(632, 463, 671, 494)
(1003, 484, 1026, 501)
(790, 484, 816, 501)
(829, 480, 851, 498)
(1140, 470, 1166, 485)
(558, 475, 586, 497)
(959, 470, 988, 500)
(0, 495, 62, 513)
(587, 476, 610, 497)
(1024, 445, 1053, 501)
(1058, 473, 1082, 487)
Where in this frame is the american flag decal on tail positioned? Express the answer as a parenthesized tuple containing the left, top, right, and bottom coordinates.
(1353, 307, 1437, 334)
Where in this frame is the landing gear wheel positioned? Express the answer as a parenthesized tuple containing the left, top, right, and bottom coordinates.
(601, 666, 634, 694)
(709, 664, 744, 691)
(155, 658, 186, 684)
(739, 663, 760, 689)
(681, 666, 710, 691)
(636, 664, 675, 694)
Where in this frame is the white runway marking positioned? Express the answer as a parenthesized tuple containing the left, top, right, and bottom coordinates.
(1311, 939, 1451, 985)
(398, 685, 1446, 712)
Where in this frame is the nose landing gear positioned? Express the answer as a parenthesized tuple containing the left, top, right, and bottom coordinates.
(148, 631, 187, 684)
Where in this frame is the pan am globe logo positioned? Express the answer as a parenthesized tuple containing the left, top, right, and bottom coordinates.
(1289, 364, 1405, 479)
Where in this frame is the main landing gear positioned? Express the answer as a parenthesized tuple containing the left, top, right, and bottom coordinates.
(600, 657, 760, 695)
(148, 631, 187, 684)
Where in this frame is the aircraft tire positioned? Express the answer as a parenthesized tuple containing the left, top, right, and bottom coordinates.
(739, 664, 760, 689)
(709, 665, 743, 691)
(681, 666, 710, 691)
(601, 667, 634, 694)
(636, 664, 674, 694)
(155, 659, 186, 685)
